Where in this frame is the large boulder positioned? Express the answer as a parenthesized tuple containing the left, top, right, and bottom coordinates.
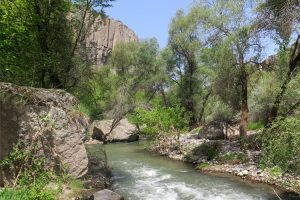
(197, 121, 226, 140)
(89, 119, 139, 143)
(0, 82, 89, 185)
(92, 189, 124, 200)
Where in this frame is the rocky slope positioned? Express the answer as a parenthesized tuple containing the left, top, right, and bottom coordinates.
(0, 82, 89, 186)
(86, 17, 138, 67)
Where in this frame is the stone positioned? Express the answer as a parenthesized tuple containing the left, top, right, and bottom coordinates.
(242, 170, 249, 176)
(92, 126, 107, 141)
(0, 82, 89, 184)
(89, 119, 139, 143)
(197, 121, 226, 140)
(92, 189, 124, 200)
(238, 170, 249, 177)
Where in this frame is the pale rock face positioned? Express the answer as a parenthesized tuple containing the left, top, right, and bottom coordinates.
(86, 18, 138, 67)
(0, 82, 90, 183)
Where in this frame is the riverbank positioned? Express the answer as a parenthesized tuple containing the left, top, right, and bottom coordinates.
(149, 131, 300, 198)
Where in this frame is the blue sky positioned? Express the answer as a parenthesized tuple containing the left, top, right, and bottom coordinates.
(106, 0, 193, 49)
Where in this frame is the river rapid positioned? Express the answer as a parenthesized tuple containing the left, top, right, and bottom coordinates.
(99, 142, 277, 200)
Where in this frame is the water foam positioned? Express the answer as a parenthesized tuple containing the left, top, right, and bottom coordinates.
(111, 157, 271, 200)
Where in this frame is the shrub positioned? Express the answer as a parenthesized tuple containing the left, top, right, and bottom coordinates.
(128, 104, 189, 136)
(204, 96, 236, 122)
(0, 142, 59, 200)
(0, 186, 55, 200)
(217, 152, 248, 164)
(247, 121, 264, 130)
(190, 142, 221, 161)
(249, 71, 280, 123)
(260, 117, 300, 174)
(196, 162, 210, 170)
(266, 166, 283, 177)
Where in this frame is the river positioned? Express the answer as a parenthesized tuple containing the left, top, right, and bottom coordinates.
(100, 141, 277, 200)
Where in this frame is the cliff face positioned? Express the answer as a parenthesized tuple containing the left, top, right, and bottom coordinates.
(86, 18, 138, 67)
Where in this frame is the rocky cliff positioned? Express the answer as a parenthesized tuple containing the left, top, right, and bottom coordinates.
(86, 18, 138, 67)
(0, 82, 89, 186)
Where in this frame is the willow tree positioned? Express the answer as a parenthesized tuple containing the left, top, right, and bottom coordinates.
(259, 0, 300, 124)
(168, 10, 209, 125)
(189, 0, 263, 136)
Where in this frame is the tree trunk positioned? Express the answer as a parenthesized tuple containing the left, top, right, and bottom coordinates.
(267, 35, 300, 126)
(239, 65, 249, 137)
(160, 85, 168, 107)
(198, 88, 212, 123)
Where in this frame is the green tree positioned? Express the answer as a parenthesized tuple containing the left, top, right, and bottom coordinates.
(167, 10, 202, 125)
(77, 39, 166, 120)
(187, 0, 263, 136)
(259, 0, 300, 125)
(0, 0, 114, 89)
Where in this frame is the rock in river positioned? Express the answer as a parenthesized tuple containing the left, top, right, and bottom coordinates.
(92, 189, 124, 200)
(89, 118, 139, 143)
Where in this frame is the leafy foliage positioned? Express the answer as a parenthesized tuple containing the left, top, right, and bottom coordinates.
(0, 143, 56, 200)
(261, 117, 300, 173)
(128, 103, 189, 136)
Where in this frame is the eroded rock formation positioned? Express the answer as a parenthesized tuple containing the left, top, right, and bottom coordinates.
(86, 18, 138, 67)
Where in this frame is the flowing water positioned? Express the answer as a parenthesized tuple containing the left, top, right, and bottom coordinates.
(101, 142, 277, 200)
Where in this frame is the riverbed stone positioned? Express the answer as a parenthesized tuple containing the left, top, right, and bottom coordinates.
(92, 189, 124, 200)
(0, 82, 89, 183)
(89, 118, 139, 143)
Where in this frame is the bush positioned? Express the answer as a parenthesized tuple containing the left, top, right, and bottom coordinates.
(217, 152, 248, 164)
(128, 104, 189, 136)
(73, 66, 119, 119)
(0, 142, 60, 200)
(266, 166, 283, 177)
(0, 184, 56, 200)
(249, 71, 280, 123)
(247, 121, 264, 130)
(204, 96, 236, 122)
(196, 162, 209, 170)
(190, 142, 221, 161)
(260, 117, 300, 174)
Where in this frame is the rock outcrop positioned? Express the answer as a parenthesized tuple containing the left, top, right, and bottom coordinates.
(0, 82, 89, 184)
(197, 121, 227, 140)
(89, 119, 139, 143)
(86, 18, 138, 67)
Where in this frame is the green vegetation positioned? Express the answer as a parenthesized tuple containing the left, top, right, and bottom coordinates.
(261, 117, 300, 173)
(196, 162, 210, 170)
(190, 143, 221, 161)
(217, 152, 248, 164)
(128, 104, 189, 136)
(1, 0, 300, 196)
(0, 143, 57, 200)
(0, 142, 85, 199)
(266, 166, 283, 177)
(247, 122, 265, 131)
